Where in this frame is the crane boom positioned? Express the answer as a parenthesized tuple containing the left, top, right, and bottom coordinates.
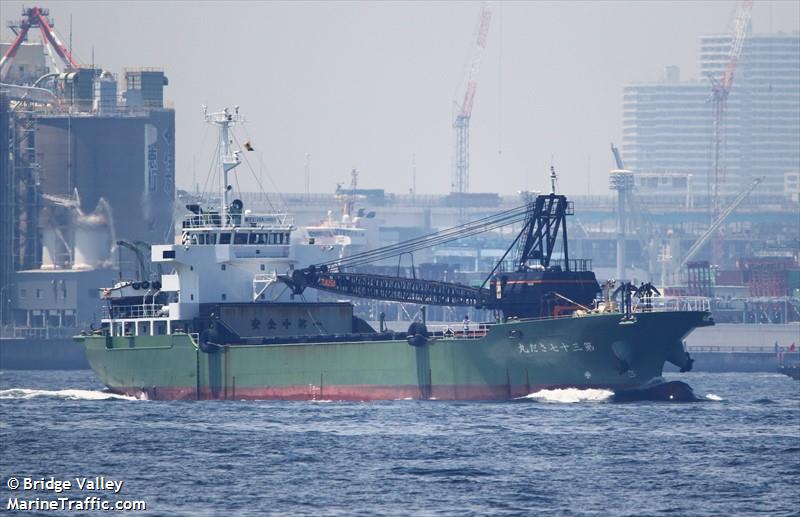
(720, 0, 753, 92)
(0, 6, 80, 81)
(456, 5, 492, 119)
(710, 0, 753, 217)
(288, 270, 487, 308)
(680, 176, 763, 269)
(452, 4, 492, 196)
(282, 189, 600, 320)
(709, 0, 753, 266)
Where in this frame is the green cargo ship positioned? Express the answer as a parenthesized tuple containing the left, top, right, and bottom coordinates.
(74, 107, 712, 401)
(76, 309, 709, 401)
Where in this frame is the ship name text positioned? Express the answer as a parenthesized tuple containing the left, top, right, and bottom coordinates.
(518, 342, 595, 354)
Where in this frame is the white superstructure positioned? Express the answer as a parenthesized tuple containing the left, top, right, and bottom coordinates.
(101, 107, 337, 337)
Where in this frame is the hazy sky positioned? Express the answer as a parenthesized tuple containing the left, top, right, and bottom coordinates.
(3, 1, 799, 196)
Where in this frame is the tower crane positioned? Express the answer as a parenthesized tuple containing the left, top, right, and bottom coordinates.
(0, 6, 80, 81)
(709, 0, 753, 263)
(452, 4, 492, 195)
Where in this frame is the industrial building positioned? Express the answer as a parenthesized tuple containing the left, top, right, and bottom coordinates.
(0, 7, 174, 366)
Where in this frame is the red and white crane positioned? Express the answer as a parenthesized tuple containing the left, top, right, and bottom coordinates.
(452, 4, 492, 195)
(0, 6, 80, 82)
(708, 0, 752, 266)
(709, 0, 753, 218)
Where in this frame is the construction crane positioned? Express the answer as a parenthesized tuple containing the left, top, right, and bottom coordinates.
(452, 4, 492, 195)
(709, 0, 753, 231)
(679, 176, 763, 269)
(0, 6, 80, 81)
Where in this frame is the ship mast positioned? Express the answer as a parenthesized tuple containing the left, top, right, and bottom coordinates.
(204, 106, 242, 227)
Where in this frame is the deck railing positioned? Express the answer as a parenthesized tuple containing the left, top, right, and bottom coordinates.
(636, 296, 711, 313)
(106, 304, 164, 319)
(686, 345, 795, 354)
(427, 323, 492, 339)
(7, 327, 77, 339)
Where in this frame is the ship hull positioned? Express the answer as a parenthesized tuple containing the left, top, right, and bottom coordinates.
(75, 311, 711, 401)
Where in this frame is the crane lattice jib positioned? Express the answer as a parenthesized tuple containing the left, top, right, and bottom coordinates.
(0, 6, 79, 80)
(720, 0, 753, 92)
(679, 176, 763, 268)
(289, 270, 487, 308)
(457, 5, 492, 119)
(33, 8, 79, 69)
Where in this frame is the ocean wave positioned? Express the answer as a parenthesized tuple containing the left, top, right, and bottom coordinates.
(0, 388, 144, 401)
(520, 387, 614, 403)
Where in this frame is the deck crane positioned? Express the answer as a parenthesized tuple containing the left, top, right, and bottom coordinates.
(708, 0, 753, 263)
(452, 4, 492, 195)
(284, 178, 601, 320)
(0, 6, 80, 81)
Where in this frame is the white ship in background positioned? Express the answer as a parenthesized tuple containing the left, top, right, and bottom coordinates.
(303, 169, 378, 259)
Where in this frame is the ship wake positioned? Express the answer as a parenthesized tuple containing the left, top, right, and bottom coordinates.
(0, 388, 145, 401)
(518, 380, 713, 404)
(519, 388, 614, 404)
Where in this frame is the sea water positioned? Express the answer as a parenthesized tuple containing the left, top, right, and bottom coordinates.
(1, 370, 798, 516)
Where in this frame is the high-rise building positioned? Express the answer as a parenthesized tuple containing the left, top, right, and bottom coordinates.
(622, 32, 800, 204)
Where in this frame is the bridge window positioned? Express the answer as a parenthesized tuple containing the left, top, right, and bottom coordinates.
(234, 233, 248, 245)
(219, 233, 231, 244)
(207, 233, 217, 245)
(252, 233, 269, 245)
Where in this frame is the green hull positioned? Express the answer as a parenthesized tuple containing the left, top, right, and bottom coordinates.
(75, 311, 711, 400)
